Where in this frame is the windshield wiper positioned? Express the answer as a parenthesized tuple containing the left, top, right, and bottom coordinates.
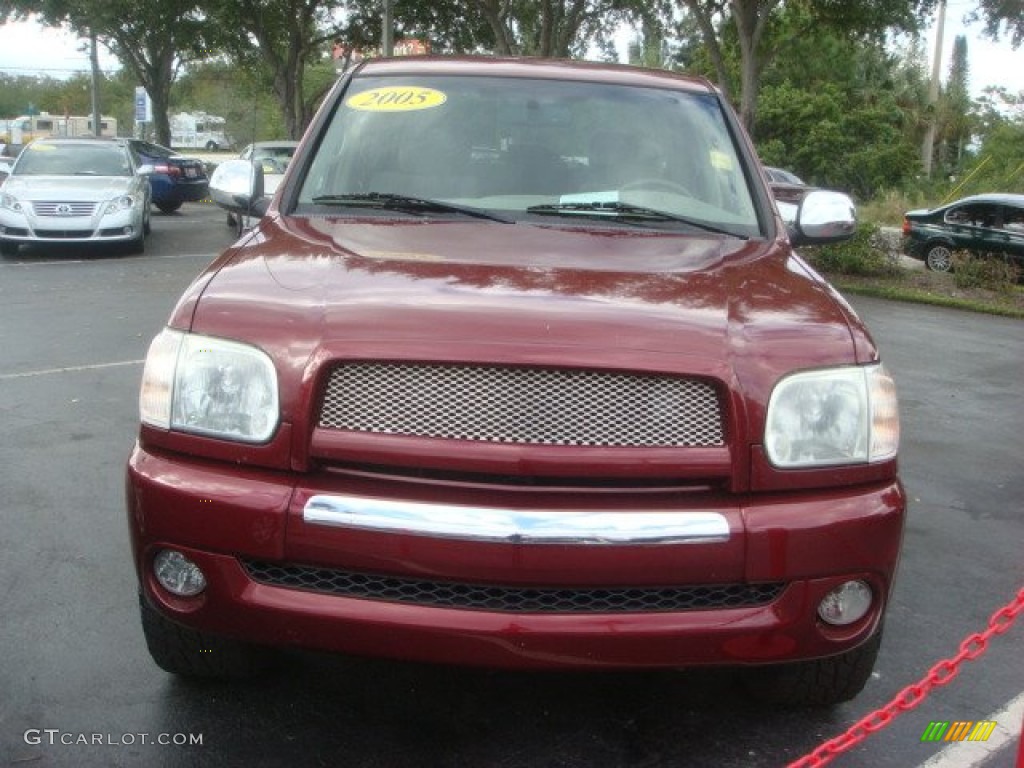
(526, 201, 744, 238)
(310, 192, 511, 223)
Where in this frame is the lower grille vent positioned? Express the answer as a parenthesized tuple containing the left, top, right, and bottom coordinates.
(242, 560, 784, 614)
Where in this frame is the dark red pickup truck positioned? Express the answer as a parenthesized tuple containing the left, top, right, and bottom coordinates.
(127, 56, 902, 706)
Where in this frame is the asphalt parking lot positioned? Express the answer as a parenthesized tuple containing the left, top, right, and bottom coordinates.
(0, 202, 1021, 767)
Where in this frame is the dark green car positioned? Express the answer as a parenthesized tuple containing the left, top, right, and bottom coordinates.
(902, 193, 1024, 271)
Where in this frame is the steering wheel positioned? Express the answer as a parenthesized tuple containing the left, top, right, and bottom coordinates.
(620, 178, 693, 197)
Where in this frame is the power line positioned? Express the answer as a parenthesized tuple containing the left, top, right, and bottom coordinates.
(0, 64, 121, 76)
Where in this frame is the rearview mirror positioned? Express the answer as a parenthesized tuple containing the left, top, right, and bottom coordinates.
(209, 158, 268, 221)
(788, 190, 857, 246)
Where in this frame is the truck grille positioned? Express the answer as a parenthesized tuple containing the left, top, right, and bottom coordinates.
(242, 560, 784, 613)
(319, 363, 724, 447)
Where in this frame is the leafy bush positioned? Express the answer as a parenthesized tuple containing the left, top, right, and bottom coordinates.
(952, 252, 1021, 292)
(804, 222, 901, 277)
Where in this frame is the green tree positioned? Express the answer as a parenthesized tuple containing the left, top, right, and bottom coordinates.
(201, 0, 348, 139)
(0, 73, 69, 118)
(340, 0, 496, 55)
(468, 0, 633, 57)
(969, 0, 1024, 48)
(0, 1, 208, 145)
(966, 86, 1024, 193)
(678, 0, 937, 130)
(173, 61, 287, 146)
(756, 78, 919, 199)
(938, 35, 972, 174)
(0, 69, 136, 138)
(625, 1, 673, 67)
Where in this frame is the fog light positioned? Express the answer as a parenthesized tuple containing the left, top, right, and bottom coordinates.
(817, 580, 872, 626)
(153, 549, 207, 596)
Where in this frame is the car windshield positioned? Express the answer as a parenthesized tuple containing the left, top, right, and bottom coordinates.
(297, 75, 759, 237)
(134, 141, 175, 159)
(15, 143, 131, 177)
(253, 146, 295, 160)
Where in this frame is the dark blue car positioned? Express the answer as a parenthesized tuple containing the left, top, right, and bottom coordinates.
(120, 139, 209, 214)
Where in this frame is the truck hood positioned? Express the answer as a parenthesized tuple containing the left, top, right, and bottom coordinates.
(182, 215, 875, 424)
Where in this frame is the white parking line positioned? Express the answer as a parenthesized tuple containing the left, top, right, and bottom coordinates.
(0, 252, 215, 267)
(0, 359, 144, 380)
(917, 690, 1024, 768)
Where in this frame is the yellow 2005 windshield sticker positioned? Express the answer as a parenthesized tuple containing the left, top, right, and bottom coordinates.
(346, 86, 447, 112)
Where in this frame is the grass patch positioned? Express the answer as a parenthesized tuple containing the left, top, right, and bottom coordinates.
(803, 231, 1024, 318)
(829, 276, 1024, 318)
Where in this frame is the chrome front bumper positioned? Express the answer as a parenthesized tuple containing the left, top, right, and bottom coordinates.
(303, 495, 730, 546)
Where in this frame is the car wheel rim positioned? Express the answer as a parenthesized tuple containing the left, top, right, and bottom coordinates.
(926, 246, 952, 271)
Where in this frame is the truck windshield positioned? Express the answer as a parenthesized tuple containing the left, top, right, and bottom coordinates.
(297, 75, 760, 238)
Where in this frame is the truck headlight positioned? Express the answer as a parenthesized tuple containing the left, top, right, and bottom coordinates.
(139, 328, 279, 443)
(765, 364, 898, 468)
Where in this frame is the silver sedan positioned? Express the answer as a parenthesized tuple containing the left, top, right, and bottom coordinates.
(0, 137, 152, 257)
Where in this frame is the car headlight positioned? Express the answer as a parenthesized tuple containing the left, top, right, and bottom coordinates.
(104, 195, 135, 214)
(140, 328, 279, 443)
(1, 192, 23, 212)
(765, 364, 898, 468)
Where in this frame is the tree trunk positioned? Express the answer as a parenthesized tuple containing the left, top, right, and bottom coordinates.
(475, 0, 519, 55)
(683, 1, 732, 102)
(118, 42, 175, 146)
(730, 0, 779, 131)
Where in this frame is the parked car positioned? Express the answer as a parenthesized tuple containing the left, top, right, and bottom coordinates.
(0, 137, 151, 256)
(0, 155, 13, 185)
(129, 57, 901, 707)
(119, 139, 209, 215)
(238, 140, 299, 176)
(902, 193, 1024, 272)
(764, 166, 802, 185)
(221, 141, 299, 231)
(764, 166, 810, 206)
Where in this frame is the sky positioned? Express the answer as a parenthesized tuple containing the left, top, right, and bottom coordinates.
(0, 8, 1021, 100)
(918, 1, 1024, 99)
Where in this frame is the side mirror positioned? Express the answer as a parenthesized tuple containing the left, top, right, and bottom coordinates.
(209, 158, 269, 222)
(136, 163, 156, 176)
(788, 190, 857, 246)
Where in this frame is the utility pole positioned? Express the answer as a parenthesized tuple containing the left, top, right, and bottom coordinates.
(382, 0, 394, 56)
(922, 0, 946, 178)
(89, 29, 101, 137)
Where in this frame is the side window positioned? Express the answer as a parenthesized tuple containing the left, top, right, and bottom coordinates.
(946, 207, 968, 224)
(946, 204, 997, 228)
(1002, 206, 1024, 232)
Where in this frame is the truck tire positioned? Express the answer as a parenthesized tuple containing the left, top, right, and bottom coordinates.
(139, 593, 273, 679)
(743, 630, 882, 707)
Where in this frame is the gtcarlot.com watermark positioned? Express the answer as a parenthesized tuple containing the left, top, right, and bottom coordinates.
(24, 729, 203, 746)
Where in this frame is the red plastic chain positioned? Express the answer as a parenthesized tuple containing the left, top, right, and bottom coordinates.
(787, 586, 1024, 768)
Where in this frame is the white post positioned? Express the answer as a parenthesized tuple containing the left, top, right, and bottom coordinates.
(90, 29, 102, 137)
(922, 0, 947, 178)
(382, 0, 394, 56)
